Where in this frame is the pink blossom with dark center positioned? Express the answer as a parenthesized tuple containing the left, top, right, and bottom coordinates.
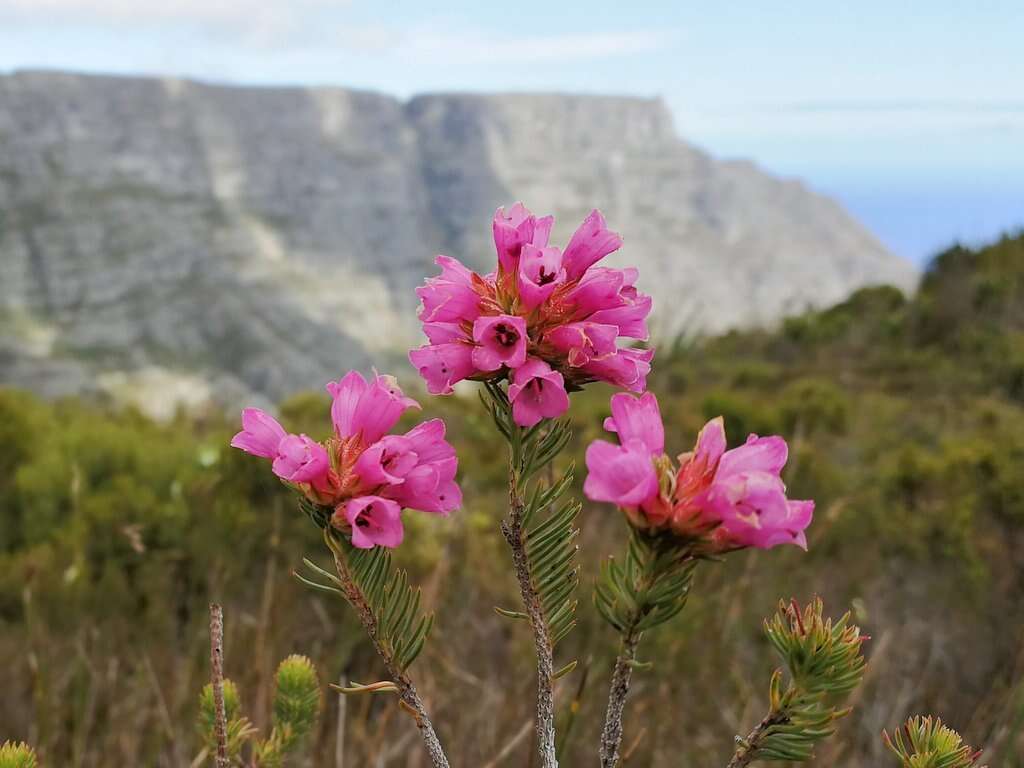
(584, 392, 814, 552)
(231, 371, 461, 549)
(337, 496, 404, 549)
(410, 203, 654, 425)
(518, 245, 565, 310)
(473, 314, 528, 371)
(508, 358, 571, 428)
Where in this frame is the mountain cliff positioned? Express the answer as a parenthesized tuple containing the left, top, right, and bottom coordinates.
(0, 71, 917, 413)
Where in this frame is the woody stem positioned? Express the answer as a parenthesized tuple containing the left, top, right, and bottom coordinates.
(502, 456, 560, 768)
(726, 711, 789, 768)
(599, 625, 641, 768)
(330, 550, 450, 768)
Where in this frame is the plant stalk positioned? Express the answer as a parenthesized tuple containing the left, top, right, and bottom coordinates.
(599, 628, 640, 768)
(597, 534, 696, 768)
(208, 603, 230, 768)
(502, 471, 559, 768)
(330, 550, 450, 768)
(726, 710, 787, 768)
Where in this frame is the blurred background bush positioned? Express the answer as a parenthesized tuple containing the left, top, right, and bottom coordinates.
(2, 234, 1022, 766)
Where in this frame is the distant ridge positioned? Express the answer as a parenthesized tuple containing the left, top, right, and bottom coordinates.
(0, 70, 917, 413)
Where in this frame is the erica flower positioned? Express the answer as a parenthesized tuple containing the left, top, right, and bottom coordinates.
(328, 370, 420, 445)
(231, 409, 336, 498)
(473, 314, 528, 371)
(273, 434, 332, 486)
(508, 359, 571, 428)
(584, 392, 813, 552)
(583, 392, 663, 512)
(231, 371, 461, 549)
(341, 496, 404, 549)
(408, 323, 477, 396)
(409, 203, 653, 425)
(231, 408, 287, 457)
(416, 256, 484, 323)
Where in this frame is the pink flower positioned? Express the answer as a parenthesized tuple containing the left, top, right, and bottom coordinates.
(472, 314, 528, 371)
(408, 342, 476, 395)
(518, 245, 565, 310)
(508, 358, 570, 427)
(564, 268, 626, 317)
(581, 347, 653, 392)
(545, 322, 619, 367)
(231, 409, 335, 499)
(231, 408, 286, 458)
(354, 435, 419, 487)
(417, 256, 484, 323)
(411, 203, 653, 416)
(698, 434, 813, 551)
(273, 434, 330, 486)
(584, 393, 813, 552)
(561, 209, 623, 280)
(382, 419, 461, 515)
(583, 439, 659, 507)
(232, 371, 462, 549)
(602, 392, 664, 456)
(337, 496, 404, 549)
(588, 288, 652, 340)
(327, 371, 420, 445)
(493, 203, 553, 273)
(673, 417, 727, 506)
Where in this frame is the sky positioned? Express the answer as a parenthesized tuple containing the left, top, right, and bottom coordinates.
(1, 0, 1021, 264)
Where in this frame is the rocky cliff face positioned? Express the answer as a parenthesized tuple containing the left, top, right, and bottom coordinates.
(0, 71, 917, 413)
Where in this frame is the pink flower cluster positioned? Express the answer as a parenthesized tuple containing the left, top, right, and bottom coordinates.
(409, 204, 653, 427)
(230, 371, 460, 549)
(584, 392, 813, 551)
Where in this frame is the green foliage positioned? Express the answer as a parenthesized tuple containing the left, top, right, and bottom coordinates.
(198, 680, 256, 761)
(594, 529, 697, 636)
(522, 480, 582, 649)
(701, 391, 779, 444)
(764, 598, 866, 699)
(883, 716, 985, 768)
(299, 528, 434, 673)
(255, 655, 322, 765)
(0, 742, 38, 768)
(482, 381, 581, 650)
(480, 380, 575, 484)
(272, 654, 320, 738)
(778, 378, 849, 436)
(736, 598, 867, 764)
(198, 657, 321, 767)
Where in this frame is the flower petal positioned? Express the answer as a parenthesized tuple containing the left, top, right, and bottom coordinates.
(583, 439, 659, 507)
(604, 392, 664, 455)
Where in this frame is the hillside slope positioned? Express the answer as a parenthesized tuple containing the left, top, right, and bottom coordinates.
(0, 71, 917, 410)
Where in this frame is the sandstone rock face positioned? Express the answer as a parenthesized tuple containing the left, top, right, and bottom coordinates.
(0, 71, 917, 412)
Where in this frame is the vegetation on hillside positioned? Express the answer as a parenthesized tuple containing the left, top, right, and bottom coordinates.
(1, 234, 1023, 766)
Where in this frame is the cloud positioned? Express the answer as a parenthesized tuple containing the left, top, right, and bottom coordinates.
(769, 100, 1024, 114)
(0, 2, 674, 61)
(399, 28, 674, 63)
(325, 22, 674, 62)
(0, 0, 344, 48)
